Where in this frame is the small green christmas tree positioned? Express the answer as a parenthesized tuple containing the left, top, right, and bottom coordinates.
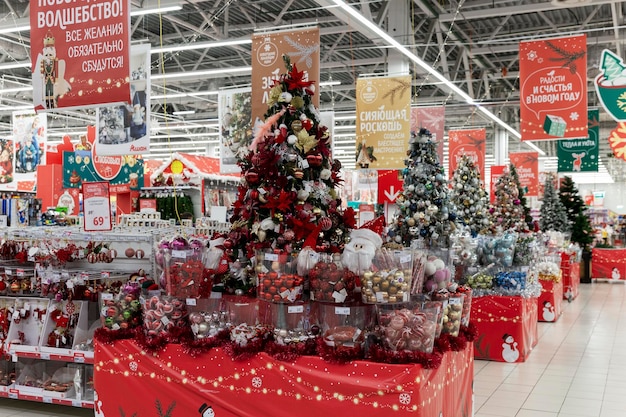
(539, 173, 570, 232)
(509, 164, 534, 229)
(559, 176, 593, 250)
(450, 155, 489, 236)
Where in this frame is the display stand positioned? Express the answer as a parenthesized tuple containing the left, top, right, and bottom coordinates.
(591, 248, 626, 282)
(94, 340, 474, 417)
(471, 296, 538, 363)
(537, 280, 562, 322)
(561, 252, 580, 300)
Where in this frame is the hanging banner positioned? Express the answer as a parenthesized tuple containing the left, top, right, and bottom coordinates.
(595, 49, 626, 121)
(557, 109, 599, 172)
(82, 181, 112, 232)
(411, 106, 445, 162)
(63, 144, 144, 193)
(509, 152, 539, 197)
(0, 139, 13, 187)
(10, 111, 47, 192)
(219, 87, 252, 174)
(95, 44, 151, 155)
(251, 28, 320, 126)
(490, 165, 506, 203)
(30, 0, 130, 112)
(448, 128, 486, 180)
(355, 76, 412, 169)
(519, 35, 587, 140)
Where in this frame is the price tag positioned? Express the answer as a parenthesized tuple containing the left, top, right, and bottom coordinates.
(74, 356, 85, 363)
(8, 392, 17, 399)
(40, 352, 50, 360)
(16, 269, 24, 277)
(288, 305, 303, 314)
(82, 182, 112, 232)
(101, 271, 110, 279)
(186, 298, 197, 306)
(100, 293, 113, 300)
(449, 297, 463, 305)
(11, 354, 17, 362)
(72, 400, 83, 407)
(335, 307, 350, 315)
(400, 254, 412, 264)
(264, 253, 278, 261)
(171, 250, 187, 259)
(5, 269, 12, 276)
(43, 396, 53, 404)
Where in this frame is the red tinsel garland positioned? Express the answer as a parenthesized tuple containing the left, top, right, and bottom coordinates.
(315, 337, 364, 364)
(180, 329, 231, 358)
(265, 338, 317, 362)
(94, 327, 139, 344)
(222, 337, 267, 361)
(367, 345, 443, 369)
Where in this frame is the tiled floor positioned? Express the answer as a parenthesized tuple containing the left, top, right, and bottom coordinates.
(0, 282, 620, 416)
(474, 282, 626, 417)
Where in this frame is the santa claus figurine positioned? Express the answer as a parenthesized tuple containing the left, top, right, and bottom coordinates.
(341, 216, 385, 275)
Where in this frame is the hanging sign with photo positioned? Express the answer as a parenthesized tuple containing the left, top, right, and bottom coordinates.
(355, 76, 412, 170)
(30, 0, 131, 111)
(9, 111, 47, 192)
(219, 87, 252, 174)
(557, 109, 599, 172)
(448, 128, 486, 180)
(509, 152, 539, 197)
(519, 35, 587, 140)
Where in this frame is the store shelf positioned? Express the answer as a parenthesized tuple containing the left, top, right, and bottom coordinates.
(10, 350, 94, 365)
(0, 389, 93, 408)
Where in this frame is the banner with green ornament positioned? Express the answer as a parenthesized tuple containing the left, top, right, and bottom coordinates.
(595, 49, 626, 121)
(557, 109, 599, 172)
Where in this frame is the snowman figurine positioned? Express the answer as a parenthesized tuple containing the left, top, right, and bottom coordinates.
(501, 333, 519, 363)
(542, 301, 555, 322)
(341, 216, 385, 275)
(612, 267, 621, 281)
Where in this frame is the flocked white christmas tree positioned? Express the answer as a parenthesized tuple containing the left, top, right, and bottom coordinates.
(539, 172, 570, 233)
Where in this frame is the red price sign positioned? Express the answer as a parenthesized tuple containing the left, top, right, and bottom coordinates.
(82, 181, 112, 232)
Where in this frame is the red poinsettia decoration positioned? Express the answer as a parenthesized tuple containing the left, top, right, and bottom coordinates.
(285, 63, 315, 91)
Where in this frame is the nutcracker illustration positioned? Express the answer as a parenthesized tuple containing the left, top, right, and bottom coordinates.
(39, 30, 71, 109)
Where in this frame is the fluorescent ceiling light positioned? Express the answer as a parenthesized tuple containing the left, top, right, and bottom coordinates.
(152, 38, 251, 54)
(130, 5, 182, 16)
(152, 90, 219, 99)
(320, 80, 341, 86)
(0, 105, 33, 111)
(172, 110, 195, 116)
(0, 25, 29, 35)
(334, 125, 355, 130)
(0, 62, 30, 70)
(0, 86, 33, 94)
(152, 67, 252, 80)
(335, 115, 356, 120)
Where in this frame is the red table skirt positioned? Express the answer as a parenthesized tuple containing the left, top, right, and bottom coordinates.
(538, 280, 562, 322)
(94, 340, 474, 417)
(592, 248, 626, 280)
(471, 295, 538, 362)
(561, 252, 580, 300)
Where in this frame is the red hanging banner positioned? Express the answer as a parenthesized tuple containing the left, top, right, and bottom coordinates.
(377, 170, 404, 204)
(30, 0, 131, 112)
(448, 128, 486, 180)
(490, 165, 506, 203)
(519, 35, 587, 141)
(509, 152, 539, 197)
(411, 106, 445, 162)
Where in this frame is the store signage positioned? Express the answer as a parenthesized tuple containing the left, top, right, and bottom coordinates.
(448, 128, 486, 180)
(62, 146, 143, 190)
(251, 27, 320, 124)
(557, 109, 599, 172)
(4, 111, 48, 193)
(139, 199, 157, 212)
(355, 75, 412, 170)
(30, 0, 131, 111)
(218, 87, 252, 174)
(377, 170, 403, 204)
(82, 181, 112, 231)
(519, 35, 587, 140)
(411, 106, 445, 162)
(595, 49, 626, 122)
(509, 152, 539, 197)
(490, 165, 506, 203)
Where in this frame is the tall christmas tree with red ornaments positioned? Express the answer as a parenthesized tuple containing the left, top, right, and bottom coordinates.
(221, 56, 355, 291)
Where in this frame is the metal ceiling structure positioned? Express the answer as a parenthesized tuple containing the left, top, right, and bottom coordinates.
(0, 0, 625, 181)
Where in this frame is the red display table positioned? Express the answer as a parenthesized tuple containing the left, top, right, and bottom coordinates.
(471, 295, 538, 363)
(592, 248, 626, 281)
(561, 252, 580, 300)
(537, 279, 562, 322)
(94, 340, 474, 417)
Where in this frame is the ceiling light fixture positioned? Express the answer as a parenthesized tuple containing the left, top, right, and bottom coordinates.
(328, 0, 545, 156)
(152, 38, 251, 54)
(0, 86, 33, 94)
(320, 80, 342, 87)
(152, 90, 219, 100)
(172, 110, 195, 116)
(152, 67, 252, 80)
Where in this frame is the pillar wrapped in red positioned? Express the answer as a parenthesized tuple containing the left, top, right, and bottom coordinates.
(560, 252, 580, 300)
(537, 279, 562, 322)
(94, 340, 474, 417)
(471, 295, 538, 363)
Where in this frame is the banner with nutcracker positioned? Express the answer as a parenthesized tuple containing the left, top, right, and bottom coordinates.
(519, 35, 587, 141)
(30, 0, 131, 111)
(251, 27, 320, 127)
(509, 152, 539, 197)
(355, 76, 412, 170)
(448, 128, 486, 180)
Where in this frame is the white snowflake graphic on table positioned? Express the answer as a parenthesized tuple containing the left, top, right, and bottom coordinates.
(570, 112, 579, 121)
(251, 377, 263, 388)
(399, 393, 412, 404)
(527, 50, 538, 61)
(538, 58, 544, 63)
(129, 361, 138, 372)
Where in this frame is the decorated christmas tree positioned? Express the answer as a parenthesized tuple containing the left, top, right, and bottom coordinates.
(387, 128, 456, 247)
(509, 164, 534, 229)
(539, 173, 570, 232)
(221, 56, 355, 291)
(488, 165, 530, 233)
(450, 155, 489, 236)
(559, 176, 593, 249)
